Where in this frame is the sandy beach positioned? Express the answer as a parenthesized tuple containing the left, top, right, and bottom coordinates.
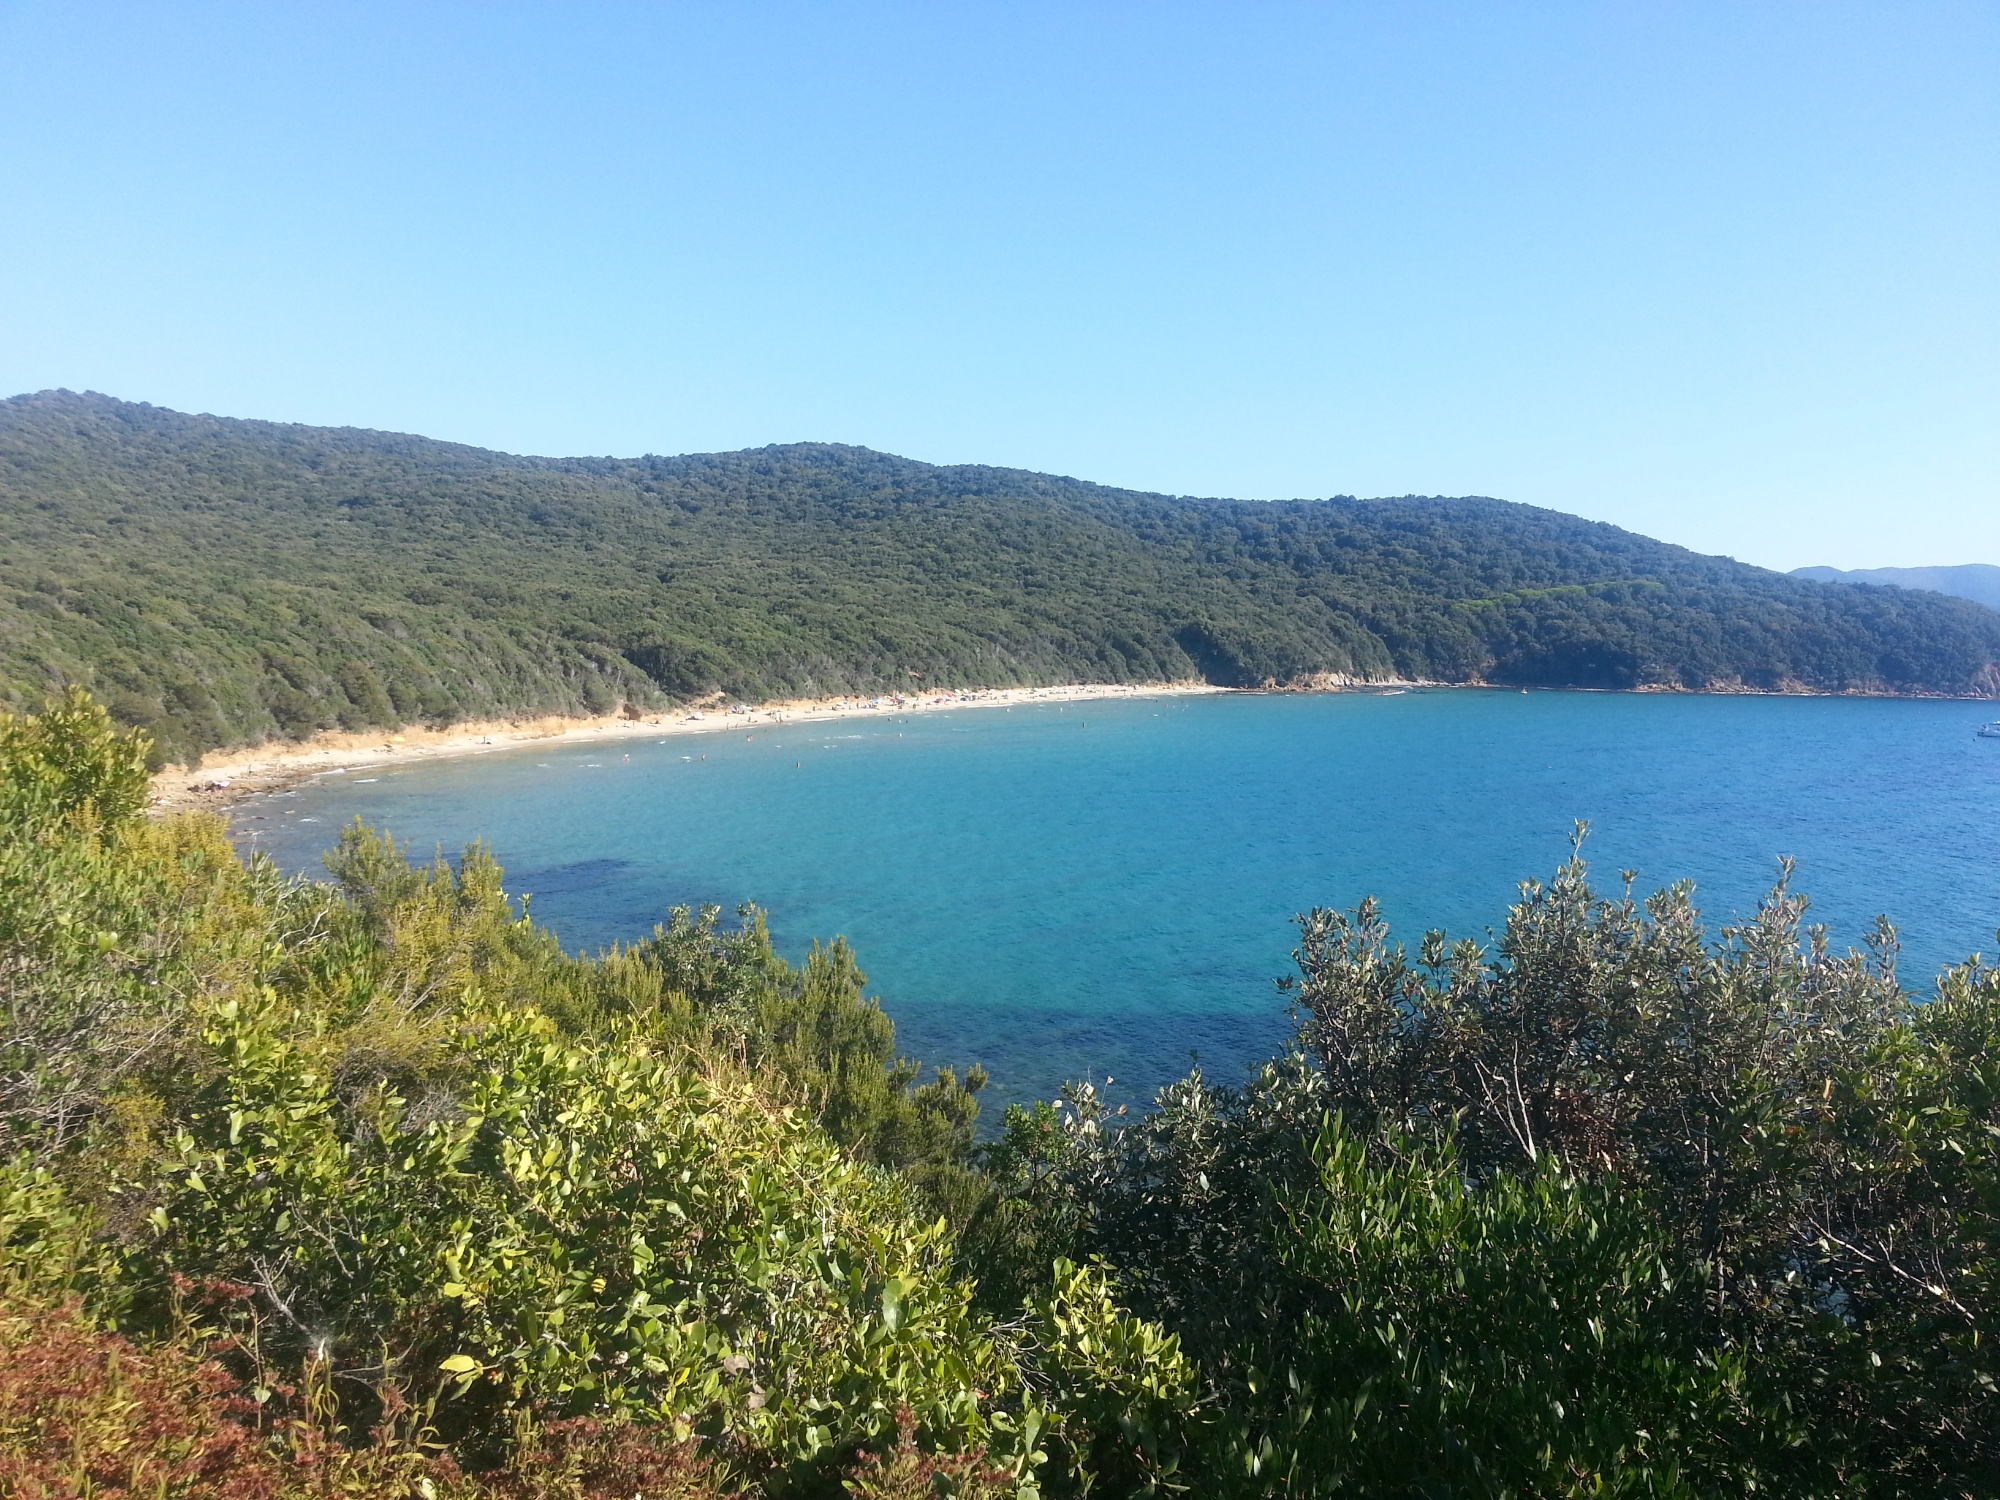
(149, 680, 1234, 816)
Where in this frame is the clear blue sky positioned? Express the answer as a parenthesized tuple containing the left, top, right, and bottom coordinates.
(1, 2, 1993, 569)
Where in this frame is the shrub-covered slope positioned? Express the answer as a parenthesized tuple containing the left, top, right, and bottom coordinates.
(8, 693, 1999, 1495)
(4, 389, 1997, 763)
(0, 692, 1190, 1497)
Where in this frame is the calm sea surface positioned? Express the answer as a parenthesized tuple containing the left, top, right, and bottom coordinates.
(245, 691, 2000, 1109)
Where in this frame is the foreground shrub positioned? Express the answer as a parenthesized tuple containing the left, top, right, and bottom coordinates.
(138, 986, 1039, 1486)
(1244, 1123, 1760, 1496)
(0, 1295, 1050, 1500)
(0, 1290, 750, 1499)
(976, 840, 2000, 1495)
(0, 1295, 282, 1499)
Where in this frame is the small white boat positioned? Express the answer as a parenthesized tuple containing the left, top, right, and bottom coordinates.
(1979, 721, 2000, 739)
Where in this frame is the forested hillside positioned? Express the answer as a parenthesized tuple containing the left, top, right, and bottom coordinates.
(5, 390, 1997, 764)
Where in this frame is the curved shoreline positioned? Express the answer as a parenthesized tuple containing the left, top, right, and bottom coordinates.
(149, 672, 1984, 819)
(149, 681, 1240, 817)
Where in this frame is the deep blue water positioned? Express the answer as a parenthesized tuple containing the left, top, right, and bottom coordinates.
(244, 691, 2000, 1110)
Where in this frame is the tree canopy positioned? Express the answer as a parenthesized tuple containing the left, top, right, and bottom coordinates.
(5, 390, 1996, 764)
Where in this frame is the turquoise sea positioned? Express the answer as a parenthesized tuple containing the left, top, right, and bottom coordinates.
(246, 690, 2000, 1110)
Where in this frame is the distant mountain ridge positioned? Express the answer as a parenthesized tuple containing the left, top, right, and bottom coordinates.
(1790, 564, 2000, 613)
(4, 390, 1998, 763)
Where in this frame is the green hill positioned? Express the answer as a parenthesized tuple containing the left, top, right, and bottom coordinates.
(1791, 562, 2000, 612)
(4, 389, 1996, 763)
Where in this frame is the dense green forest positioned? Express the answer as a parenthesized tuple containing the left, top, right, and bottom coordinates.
(4, 391, 1997, 765)
(5, 693, 1997, 1495)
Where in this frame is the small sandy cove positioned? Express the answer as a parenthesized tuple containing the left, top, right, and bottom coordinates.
(150, 681, 1231, 816)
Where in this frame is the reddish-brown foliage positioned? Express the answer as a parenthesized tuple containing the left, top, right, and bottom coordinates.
(0, 1298, 282, 1499)
(841, 1408, 1013, 1500)
(0, 1299, 728, 1499)
(0, 1303, 1008, 1500)
(489, 1418, 718, 1500)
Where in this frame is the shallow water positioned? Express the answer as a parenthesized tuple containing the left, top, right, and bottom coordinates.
(245, 691, 2000, 1109)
